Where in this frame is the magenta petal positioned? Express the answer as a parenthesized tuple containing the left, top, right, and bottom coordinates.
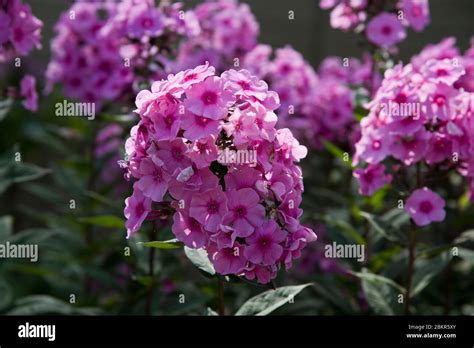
(263, 244, 283, 265)
(238, 187, 260, 206)
(205, 213, 222, 232)
(189, 205, 208, 225)
(233, 218, 254, 237)
(244, 244, 263, 264)
(245, 204, 265, 227)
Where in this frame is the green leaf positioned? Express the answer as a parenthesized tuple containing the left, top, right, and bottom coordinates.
(411, 251, 452, 298)
(7, 295, 101, 315)
(360, 211, 407, 243)
(100, 113, 136, 123)
(354, 87, 370, 110)
(51, 163, 84, 198)
(2, 228, 63, 245)
(352, 269, 404, 315)
(0, 215, 13, 240)
(354, 105, 369, 122)
(311, 279, 357, 314)
(24, 123, 71, 156)
(22, 182, 65, 205)
(360, 211, 391, 239)
(352, 269, 404, 292)
(458, 190, 470, 211)
(184, 247, 215, 275)
(0, 279, 13, 311)
(134, 275, 154, 287)
(319, 213, 366, 245)
(84, 190, 122, 211)
(454, 230, 474, 245)
(365, 186, 389, 211)
(206, 307, 218, 316)
(78, 215, 125, 229)
(140, 239, 183, 249)
(7, 163, 51, 184)
(369, 245, 402, 273)
(0, 98, 13, 121)
(322, 140, 352, 168)
(0, 161, 51, 195)
(458, 248, 474, 264)
(235, 284, 312, 316)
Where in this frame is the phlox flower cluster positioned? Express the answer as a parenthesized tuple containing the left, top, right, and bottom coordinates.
(320, 0, 430, 48)
(243, 45, 318, 137)
(244, 45, 373, 149)
(46, 0, 199, 109)
(353, 39, 474, 226)
(174, 0, 259, 73)
(121, 63, 316, 284)
(0, 0, 42, 62)
(318, 53, 377, 88)
(0, 0, 41, 112)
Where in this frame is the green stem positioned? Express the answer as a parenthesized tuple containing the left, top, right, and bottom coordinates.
(404, 226, 417, 315)
(217, 279, 225, 316)
(145, 222, 158, 315)
(443, 260, 453, 315)
(84, 119, 99, 295)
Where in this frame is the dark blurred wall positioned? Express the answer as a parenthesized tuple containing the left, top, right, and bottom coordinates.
(26, 0, 474, 73)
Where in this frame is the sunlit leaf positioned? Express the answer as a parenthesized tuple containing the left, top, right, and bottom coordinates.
(352, 269, 404, 315)
(7, 295, 101, 315)
(184, 247, 215, 275)
(0, 215, 13, 240)
(360, 211, 407, 243)
(140, 239, 183, 249)
(235, 283, 312, 316)
(411, 251, 452, 297)
(0, 279, 13, 311)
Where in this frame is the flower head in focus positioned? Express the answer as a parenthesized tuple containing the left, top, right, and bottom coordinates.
(122, 63, 316, 283)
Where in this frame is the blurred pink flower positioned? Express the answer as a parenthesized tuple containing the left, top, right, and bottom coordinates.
(20, 74, 38, 112)
(128, 5, 164, 38)
(406, 187, 446, 226)
(366, 12, 406, 48)
(399, 0, 430, 32)
(353, 164, 392, 196)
